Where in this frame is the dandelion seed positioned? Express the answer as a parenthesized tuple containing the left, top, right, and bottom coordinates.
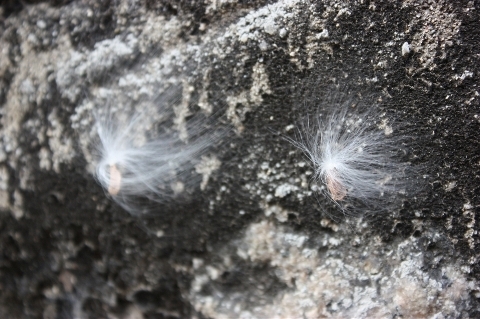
(287, 91, 409, 215)
(93, 106, 225, 215)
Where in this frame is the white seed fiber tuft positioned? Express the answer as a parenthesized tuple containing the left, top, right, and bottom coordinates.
(287, 92, 409, 215)
(94, 107, 224, 215)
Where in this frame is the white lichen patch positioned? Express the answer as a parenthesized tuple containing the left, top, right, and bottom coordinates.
(138, 15, 184, 52)
(188, 220, 476, 319)
(47, 110, 75, 173)
(402, 0, 464, 70)
(463, 202, 475, 250)
(250, 63, 272, 105)
(378, 118, 393, 135)
(274, 183, 298, 198)
(444, 181, 457, 192)
(195, 155, 221, 191)
(251, 157, 313, 206)
(226, 62, 272, 133)
(220, 0, 297, 46)
(262, 203, 296, 223)
(0, 166, 9, 210)
(1, 51, 53, 154)
(38, 147, 52, 170)
(453, 70, 474, 84)
(56, 34, 139, 102)
(174, 80, 194, 141)
(198, 70, 214, 114)
(0, 168, 25, 217)
(11, 189, 24, 219)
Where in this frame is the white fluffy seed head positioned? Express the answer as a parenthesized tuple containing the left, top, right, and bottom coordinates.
(93, 107, 224, 215)
(288, 92, 409, 215)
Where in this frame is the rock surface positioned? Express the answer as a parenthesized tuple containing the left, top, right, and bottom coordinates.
(0, 0, 479, 318)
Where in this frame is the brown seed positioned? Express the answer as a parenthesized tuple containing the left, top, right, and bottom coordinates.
(108, 164, 122, 195)
(326, 171, 347, 201)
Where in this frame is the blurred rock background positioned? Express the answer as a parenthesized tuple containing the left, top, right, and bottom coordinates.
(0, 0, 479, 318)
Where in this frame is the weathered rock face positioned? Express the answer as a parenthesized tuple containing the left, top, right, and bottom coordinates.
(0, 0, 479, 318)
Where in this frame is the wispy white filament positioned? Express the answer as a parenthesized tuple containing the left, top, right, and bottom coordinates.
(288, 93, 407, 214)
(94, 108, 223, 215)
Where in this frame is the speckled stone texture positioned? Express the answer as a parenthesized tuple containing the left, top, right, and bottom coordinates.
(0, 0, 479, 318)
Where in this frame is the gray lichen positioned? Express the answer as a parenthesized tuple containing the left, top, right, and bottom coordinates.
(0, 0, 479, 318)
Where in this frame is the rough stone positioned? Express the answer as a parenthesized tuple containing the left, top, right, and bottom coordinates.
(0, 0, 479, 318)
